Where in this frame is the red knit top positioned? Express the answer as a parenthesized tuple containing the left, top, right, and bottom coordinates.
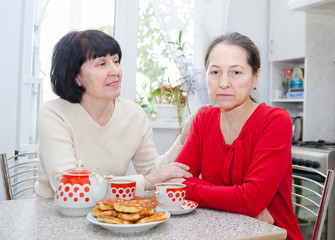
(175, 103, 303, 240)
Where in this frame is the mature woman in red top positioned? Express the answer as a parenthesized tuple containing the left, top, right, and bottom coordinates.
(174, 32, 303, 240)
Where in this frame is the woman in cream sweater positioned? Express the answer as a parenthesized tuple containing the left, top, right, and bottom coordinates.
(34, 29, 199, 198)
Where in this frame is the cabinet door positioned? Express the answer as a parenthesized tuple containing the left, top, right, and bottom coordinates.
(269, 0, 306, 61)
(303, 14, 335, 142)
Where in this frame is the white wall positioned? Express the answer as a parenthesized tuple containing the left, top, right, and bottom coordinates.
(0, 1, 25, 155)
(227, 0, 270, 104)
(0, 0, 26, 200)
(114, 0, 139, 101)
(191, 0, 270, 111)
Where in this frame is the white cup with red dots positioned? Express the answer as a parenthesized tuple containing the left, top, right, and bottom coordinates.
(107, 179, 136, 199)
(154, 183, 186, 210)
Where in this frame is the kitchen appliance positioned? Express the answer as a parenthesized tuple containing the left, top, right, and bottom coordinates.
(292, 116, 303, 141)
(291, 140, 335, 239)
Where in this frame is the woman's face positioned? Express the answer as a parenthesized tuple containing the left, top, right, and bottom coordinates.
(76, 53, 122, 102)
(206, 43, 259, 111)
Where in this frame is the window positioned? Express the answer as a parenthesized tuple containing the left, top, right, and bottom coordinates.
(15, 0, 117, 151)
(39, 0, 116, 103)
(136, 0, 180, 119)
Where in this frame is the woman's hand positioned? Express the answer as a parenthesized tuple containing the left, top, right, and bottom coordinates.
(165, 178, 185, 184)
(255, 208, 274, 225)
(179, 104, 212, 144)
(144, 162, 192, 190)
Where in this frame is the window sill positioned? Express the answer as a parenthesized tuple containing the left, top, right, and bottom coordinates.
(150, 121, 179, 129)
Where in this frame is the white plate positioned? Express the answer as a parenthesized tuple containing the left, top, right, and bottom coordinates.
(87, 208, 170, 233)
(161, 200, 198, 215)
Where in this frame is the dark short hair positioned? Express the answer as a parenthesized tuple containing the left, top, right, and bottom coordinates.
(204, 32, 260, 75)
(50, 29, 122, 103)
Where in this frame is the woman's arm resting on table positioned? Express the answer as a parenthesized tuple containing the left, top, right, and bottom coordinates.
(144, 163, 192, 190)
(164, 178, 186, 184)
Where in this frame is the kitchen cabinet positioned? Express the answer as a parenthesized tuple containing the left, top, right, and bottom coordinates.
(269, 0, 305, 61)
(269, 0, 335, 142)
(288, 0, 335, 15)
(270, 58, 304, 117)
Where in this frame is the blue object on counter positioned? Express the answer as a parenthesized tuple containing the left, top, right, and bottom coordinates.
(288, 67, 304, 92)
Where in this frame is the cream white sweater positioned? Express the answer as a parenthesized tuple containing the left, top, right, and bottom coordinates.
(34, 98, 181, 198)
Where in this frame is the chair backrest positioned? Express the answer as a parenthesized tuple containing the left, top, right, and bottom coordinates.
(292, 165, 335, 240)
(0, 152, 39, 200)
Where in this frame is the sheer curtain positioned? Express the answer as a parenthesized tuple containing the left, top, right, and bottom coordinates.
(150, 0, 230, 112)
(150, 0, 194, 79)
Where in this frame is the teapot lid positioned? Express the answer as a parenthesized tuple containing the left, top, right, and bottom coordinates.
(66, 160, 92, 175)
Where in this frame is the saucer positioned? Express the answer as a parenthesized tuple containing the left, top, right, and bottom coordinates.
(163, 200, 198, 215)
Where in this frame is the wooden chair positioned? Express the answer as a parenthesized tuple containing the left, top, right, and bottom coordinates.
(0, 152, 39, 200)
(292, 165, 335, 240)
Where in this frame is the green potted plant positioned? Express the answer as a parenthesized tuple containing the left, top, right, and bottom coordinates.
(135, 95, 155, 120)
(152, 78, 187, 131)
(168, 30, 194, 112)
(152, 30, 194, 133)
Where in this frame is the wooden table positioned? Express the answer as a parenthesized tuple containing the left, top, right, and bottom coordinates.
(0, 198, 287, 239)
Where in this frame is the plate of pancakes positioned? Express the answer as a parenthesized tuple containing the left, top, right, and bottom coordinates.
(87, 197, 170, 233)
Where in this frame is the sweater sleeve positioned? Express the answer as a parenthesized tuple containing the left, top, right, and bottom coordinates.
(177, 109, 292, 217)
(35, 102, 79, 198)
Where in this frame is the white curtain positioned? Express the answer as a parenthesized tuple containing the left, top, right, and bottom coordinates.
(150, 0, 195, 85)
(150, 0, 230, 109)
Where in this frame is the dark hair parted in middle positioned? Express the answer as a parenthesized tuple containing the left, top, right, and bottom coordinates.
(50, 29, 122, 103)
(204, 32, 261, 75)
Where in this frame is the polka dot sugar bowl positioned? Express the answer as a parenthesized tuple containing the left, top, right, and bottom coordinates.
(50, 160, 109, 217)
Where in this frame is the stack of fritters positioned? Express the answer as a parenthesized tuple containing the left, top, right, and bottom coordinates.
(92, 197, 168, 224)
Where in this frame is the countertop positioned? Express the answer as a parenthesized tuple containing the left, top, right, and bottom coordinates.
(0, 198, 287, 240)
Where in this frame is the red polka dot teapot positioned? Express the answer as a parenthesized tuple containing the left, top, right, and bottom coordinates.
(50, 160, 109, 217)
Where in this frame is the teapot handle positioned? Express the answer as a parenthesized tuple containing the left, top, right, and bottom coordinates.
(49, 171, 62, 192)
